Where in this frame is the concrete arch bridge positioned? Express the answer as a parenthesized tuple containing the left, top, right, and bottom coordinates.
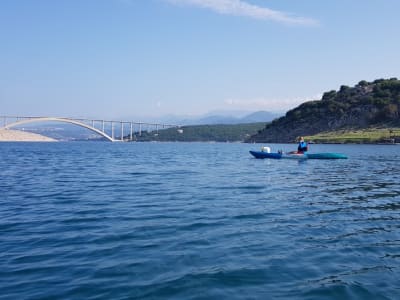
(1, 116, 179, 142)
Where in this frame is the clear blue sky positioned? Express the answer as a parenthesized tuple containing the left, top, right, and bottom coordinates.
(1, 0, 400, 119)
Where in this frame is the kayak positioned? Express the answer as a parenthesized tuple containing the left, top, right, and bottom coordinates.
(249, 150, 347, 160)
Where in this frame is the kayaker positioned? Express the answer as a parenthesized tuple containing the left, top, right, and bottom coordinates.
(297, 136, 308, 153)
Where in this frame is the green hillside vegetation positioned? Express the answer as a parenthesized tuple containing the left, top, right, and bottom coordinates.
(247, 78, 400, 143)
(129, 122, 267, 142)
(305, 128, 400, 144)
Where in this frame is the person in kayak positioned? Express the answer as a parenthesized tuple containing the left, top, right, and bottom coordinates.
(297, 136, 308, 153)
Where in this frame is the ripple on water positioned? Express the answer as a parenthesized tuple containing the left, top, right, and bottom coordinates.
(0, 142, 399, 299)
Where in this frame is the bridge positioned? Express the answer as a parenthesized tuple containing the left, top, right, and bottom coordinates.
(0, 116, 180, 142)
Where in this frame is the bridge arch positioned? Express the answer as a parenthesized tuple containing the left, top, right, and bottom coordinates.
(3, 117, 116, 142)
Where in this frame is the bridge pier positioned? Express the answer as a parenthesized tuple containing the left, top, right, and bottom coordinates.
(130, 123, 133, 141)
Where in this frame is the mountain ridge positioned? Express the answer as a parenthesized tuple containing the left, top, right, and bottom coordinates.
(142, 110, 281, 126)
(247, 78, 400, 143)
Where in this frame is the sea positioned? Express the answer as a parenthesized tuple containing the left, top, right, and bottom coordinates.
(0, 142, 399, 300)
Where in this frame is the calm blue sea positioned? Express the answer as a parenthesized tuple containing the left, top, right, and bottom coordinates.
(0, 142, 399, 299)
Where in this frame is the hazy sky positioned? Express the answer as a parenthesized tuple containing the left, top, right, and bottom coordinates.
(1, 0, 400, 119)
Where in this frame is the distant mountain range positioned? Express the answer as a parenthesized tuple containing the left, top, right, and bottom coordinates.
(150, 110, 281, 126)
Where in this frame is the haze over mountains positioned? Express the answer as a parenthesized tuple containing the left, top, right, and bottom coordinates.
(139, 110, 281, 126)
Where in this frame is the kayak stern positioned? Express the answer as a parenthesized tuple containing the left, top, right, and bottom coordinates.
(250, 150, 347, 160)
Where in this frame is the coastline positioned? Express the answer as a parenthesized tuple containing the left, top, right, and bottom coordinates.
(0, 129, 56, 142)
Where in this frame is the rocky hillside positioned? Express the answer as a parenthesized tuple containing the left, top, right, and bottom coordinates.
(247, 78, 400, 143)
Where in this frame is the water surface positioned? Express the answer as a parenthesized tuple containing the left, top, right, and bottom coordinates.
(0, 142, 399, 299)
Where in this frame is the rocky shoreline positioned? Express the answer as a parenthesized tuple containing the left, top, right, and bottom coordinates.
(0, 129, 56, 142)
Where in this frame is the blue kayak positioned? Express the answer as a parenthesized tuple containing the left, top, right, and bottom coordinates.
(249, 150, 347, 160)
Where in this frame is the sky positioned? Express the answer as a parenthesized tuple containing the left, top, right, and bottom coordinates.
(1, 0, 400, 120)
